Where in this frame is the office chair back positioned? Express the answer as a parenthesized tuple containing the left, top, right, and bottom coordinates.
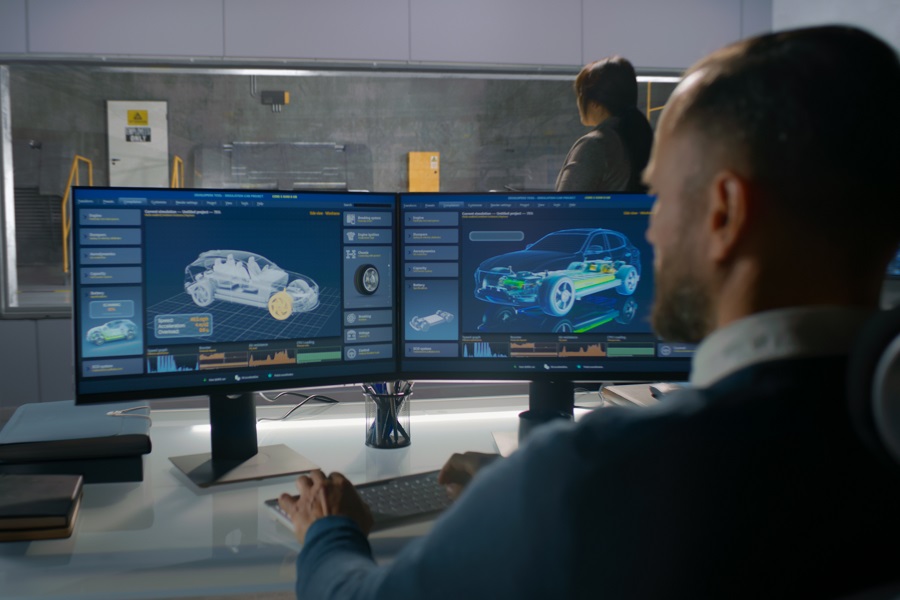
(843, 306, 900, 600)
(848, 306, 900, 467)
(873, 334, 900, 465)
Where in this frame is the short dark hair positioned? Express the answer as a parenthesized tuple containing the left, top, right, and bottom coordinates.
(671, 25, 900, 255)
(575, 56, 639, 115)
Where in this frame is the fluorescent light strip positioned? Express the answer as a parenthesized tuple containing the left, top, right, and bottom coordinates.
(637, 75, 682, 83)
(190, 407, 593, 433)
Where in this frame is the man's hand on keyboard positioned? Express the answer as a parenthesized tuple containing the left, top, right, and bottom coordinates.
(278, 469, 374, 542)
(437, 451, 502, 500)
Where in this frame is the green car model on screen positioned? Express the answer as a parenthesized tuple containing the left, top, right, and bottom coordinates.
(474, 228, 640, 318)
(86, 319, 137, 345)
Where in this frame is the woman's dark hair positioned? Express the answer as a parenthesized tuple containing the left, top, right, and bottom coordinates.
(576, 56, 653, 191)
(575, 55, 639, 115)
(618, 109, 653, 192)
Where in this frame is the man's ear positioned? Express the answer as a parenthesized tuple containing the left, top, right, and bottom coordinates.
(707, 170, 750, 263)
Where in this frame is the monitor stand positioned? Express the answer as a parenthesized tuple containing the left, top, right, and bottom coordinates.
(524, 380, 576, 417)
(169, 392, 318, 488)
(515, 380, 576, 444)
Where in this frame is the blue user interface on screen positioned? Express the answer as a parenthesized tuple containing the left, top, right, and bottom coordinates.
(72, 188, 396, 401)
(398, 192, 694, 380)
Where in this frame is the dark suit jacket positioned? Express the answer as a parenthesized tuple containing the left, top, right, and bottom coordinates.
(296, 355, 900, 599)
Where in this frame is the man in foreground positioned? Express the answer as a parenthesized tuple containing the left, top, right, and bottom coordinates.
(279, 25, 900, 598)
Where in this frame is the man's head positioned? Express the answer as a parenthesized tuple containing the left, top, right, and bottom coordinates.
(645, 25, 900, 343)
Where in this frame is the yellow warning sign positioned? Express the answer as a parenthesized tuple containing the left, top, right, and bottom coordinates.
(408, 151, 440, 192)
(127, 110, 149, 125)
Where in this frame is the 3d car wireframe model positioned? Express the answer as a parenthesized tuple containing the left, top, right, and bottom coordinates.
(86, 319, 137, 345)
(474, 228, 640, 317)
(184, 250, 319, 319)
(409, 310, 455, 332)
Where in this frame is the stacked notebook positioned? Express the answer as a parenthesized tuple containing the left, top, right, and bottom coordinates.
(0, 473, 83, 542)
(0, 400, 152, 483)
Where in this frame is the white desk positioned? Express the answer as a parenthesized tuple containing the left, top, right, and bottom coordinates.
(0, 394, 542, 600)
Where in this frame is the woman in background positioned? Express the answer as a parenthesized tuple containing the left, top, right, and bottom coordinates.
(555, 56, 653, 192)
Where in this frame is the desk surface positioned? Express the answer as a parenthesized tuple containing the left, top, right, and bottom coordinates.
(0, 393, 566, 600)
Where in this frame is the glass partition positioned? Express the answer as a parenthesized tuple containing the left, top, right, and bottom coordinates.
(0, 63, 677, 317)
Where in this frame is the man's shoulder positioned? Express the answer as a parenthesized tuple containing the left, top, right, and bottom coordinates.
(570, 390, 706, 453)
(703, 354, 848, 402)
(570, 355, 848, 452)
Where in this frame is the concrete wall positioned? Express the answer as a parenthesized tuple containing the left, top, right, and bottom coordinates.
(0, 66, 678, 413)
(7, 67, 605, 194)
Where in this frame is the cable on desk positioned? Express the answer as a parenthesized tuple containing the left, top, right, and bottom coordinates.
(573, 385, 605, 411)
(106, 405, 152, 421)
(575, 383, 633, 410)
(256, 391, 340, 422)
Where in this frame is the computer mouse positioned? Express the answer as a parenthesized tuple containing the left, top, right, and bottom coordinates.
(648, 382, 681, 400)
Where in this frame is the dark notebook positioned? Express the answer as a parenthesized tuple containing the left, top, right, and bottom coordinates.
(0, 400, 152, 483)
(0, 473, 83, 542)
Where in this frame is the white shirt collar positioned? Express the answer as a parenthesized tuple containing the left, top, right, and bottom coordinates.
(689, 306, 874, 388)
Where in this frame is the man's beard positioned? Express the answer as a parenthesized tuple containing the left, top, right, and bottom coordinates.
(651, 266, 714, 345)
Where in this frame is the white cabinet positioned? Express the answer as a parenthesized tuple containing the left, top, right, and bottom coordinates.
(36, 319, 74, 403)
(224, 0, 410, 61)
(583, 0, 745, 70)
(410, 0, 582, 66)
(27, 0, 224, 56)
(0, 320, 40, 411)
(0, 0, 27, 54)
(14, 0, 772, 69)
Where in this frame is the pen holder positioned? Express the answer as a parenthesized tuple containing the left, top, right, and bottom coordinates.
(362, 382, 413, 449)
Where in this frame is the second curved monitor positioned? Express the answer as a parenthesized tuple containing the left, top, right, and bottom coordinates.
(398, 192, 694, 383)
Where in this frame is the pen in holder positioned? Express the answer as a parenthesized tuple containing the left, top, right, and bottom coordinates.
(362, 381, 413, 449)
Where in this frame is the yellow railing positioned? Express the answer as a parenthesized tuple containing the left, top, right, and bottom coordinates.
(61, 155, 94, 274)
(645, 81, 667, 121)
(170, 155, 184, 188)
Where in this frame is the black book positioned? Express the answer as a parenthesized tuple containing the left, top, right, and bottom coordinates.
(0, 473, 83, 542)
(0, 400, 152, 483)
(0, 400, 151, 459)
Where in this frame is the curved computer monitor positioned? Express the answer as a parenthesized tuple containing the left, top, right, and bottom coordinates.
(71, 187, 396, 485)
(398, 192, 693, 414)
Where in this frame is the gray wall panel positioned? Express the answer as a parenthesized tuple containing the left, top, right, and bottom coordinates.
(8, 0, 779, 66)
(27, 0, 224, 56)
(224, 0, 409, 61)
(742, 0, 773, 38)
(773, 0, 900, 51)
(0, 0, 28, 54)
(36, 317, 73, 402)
(0, 319, 39, 412)
(583, 0, 743, 69)
(410, 0, 582, 66)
